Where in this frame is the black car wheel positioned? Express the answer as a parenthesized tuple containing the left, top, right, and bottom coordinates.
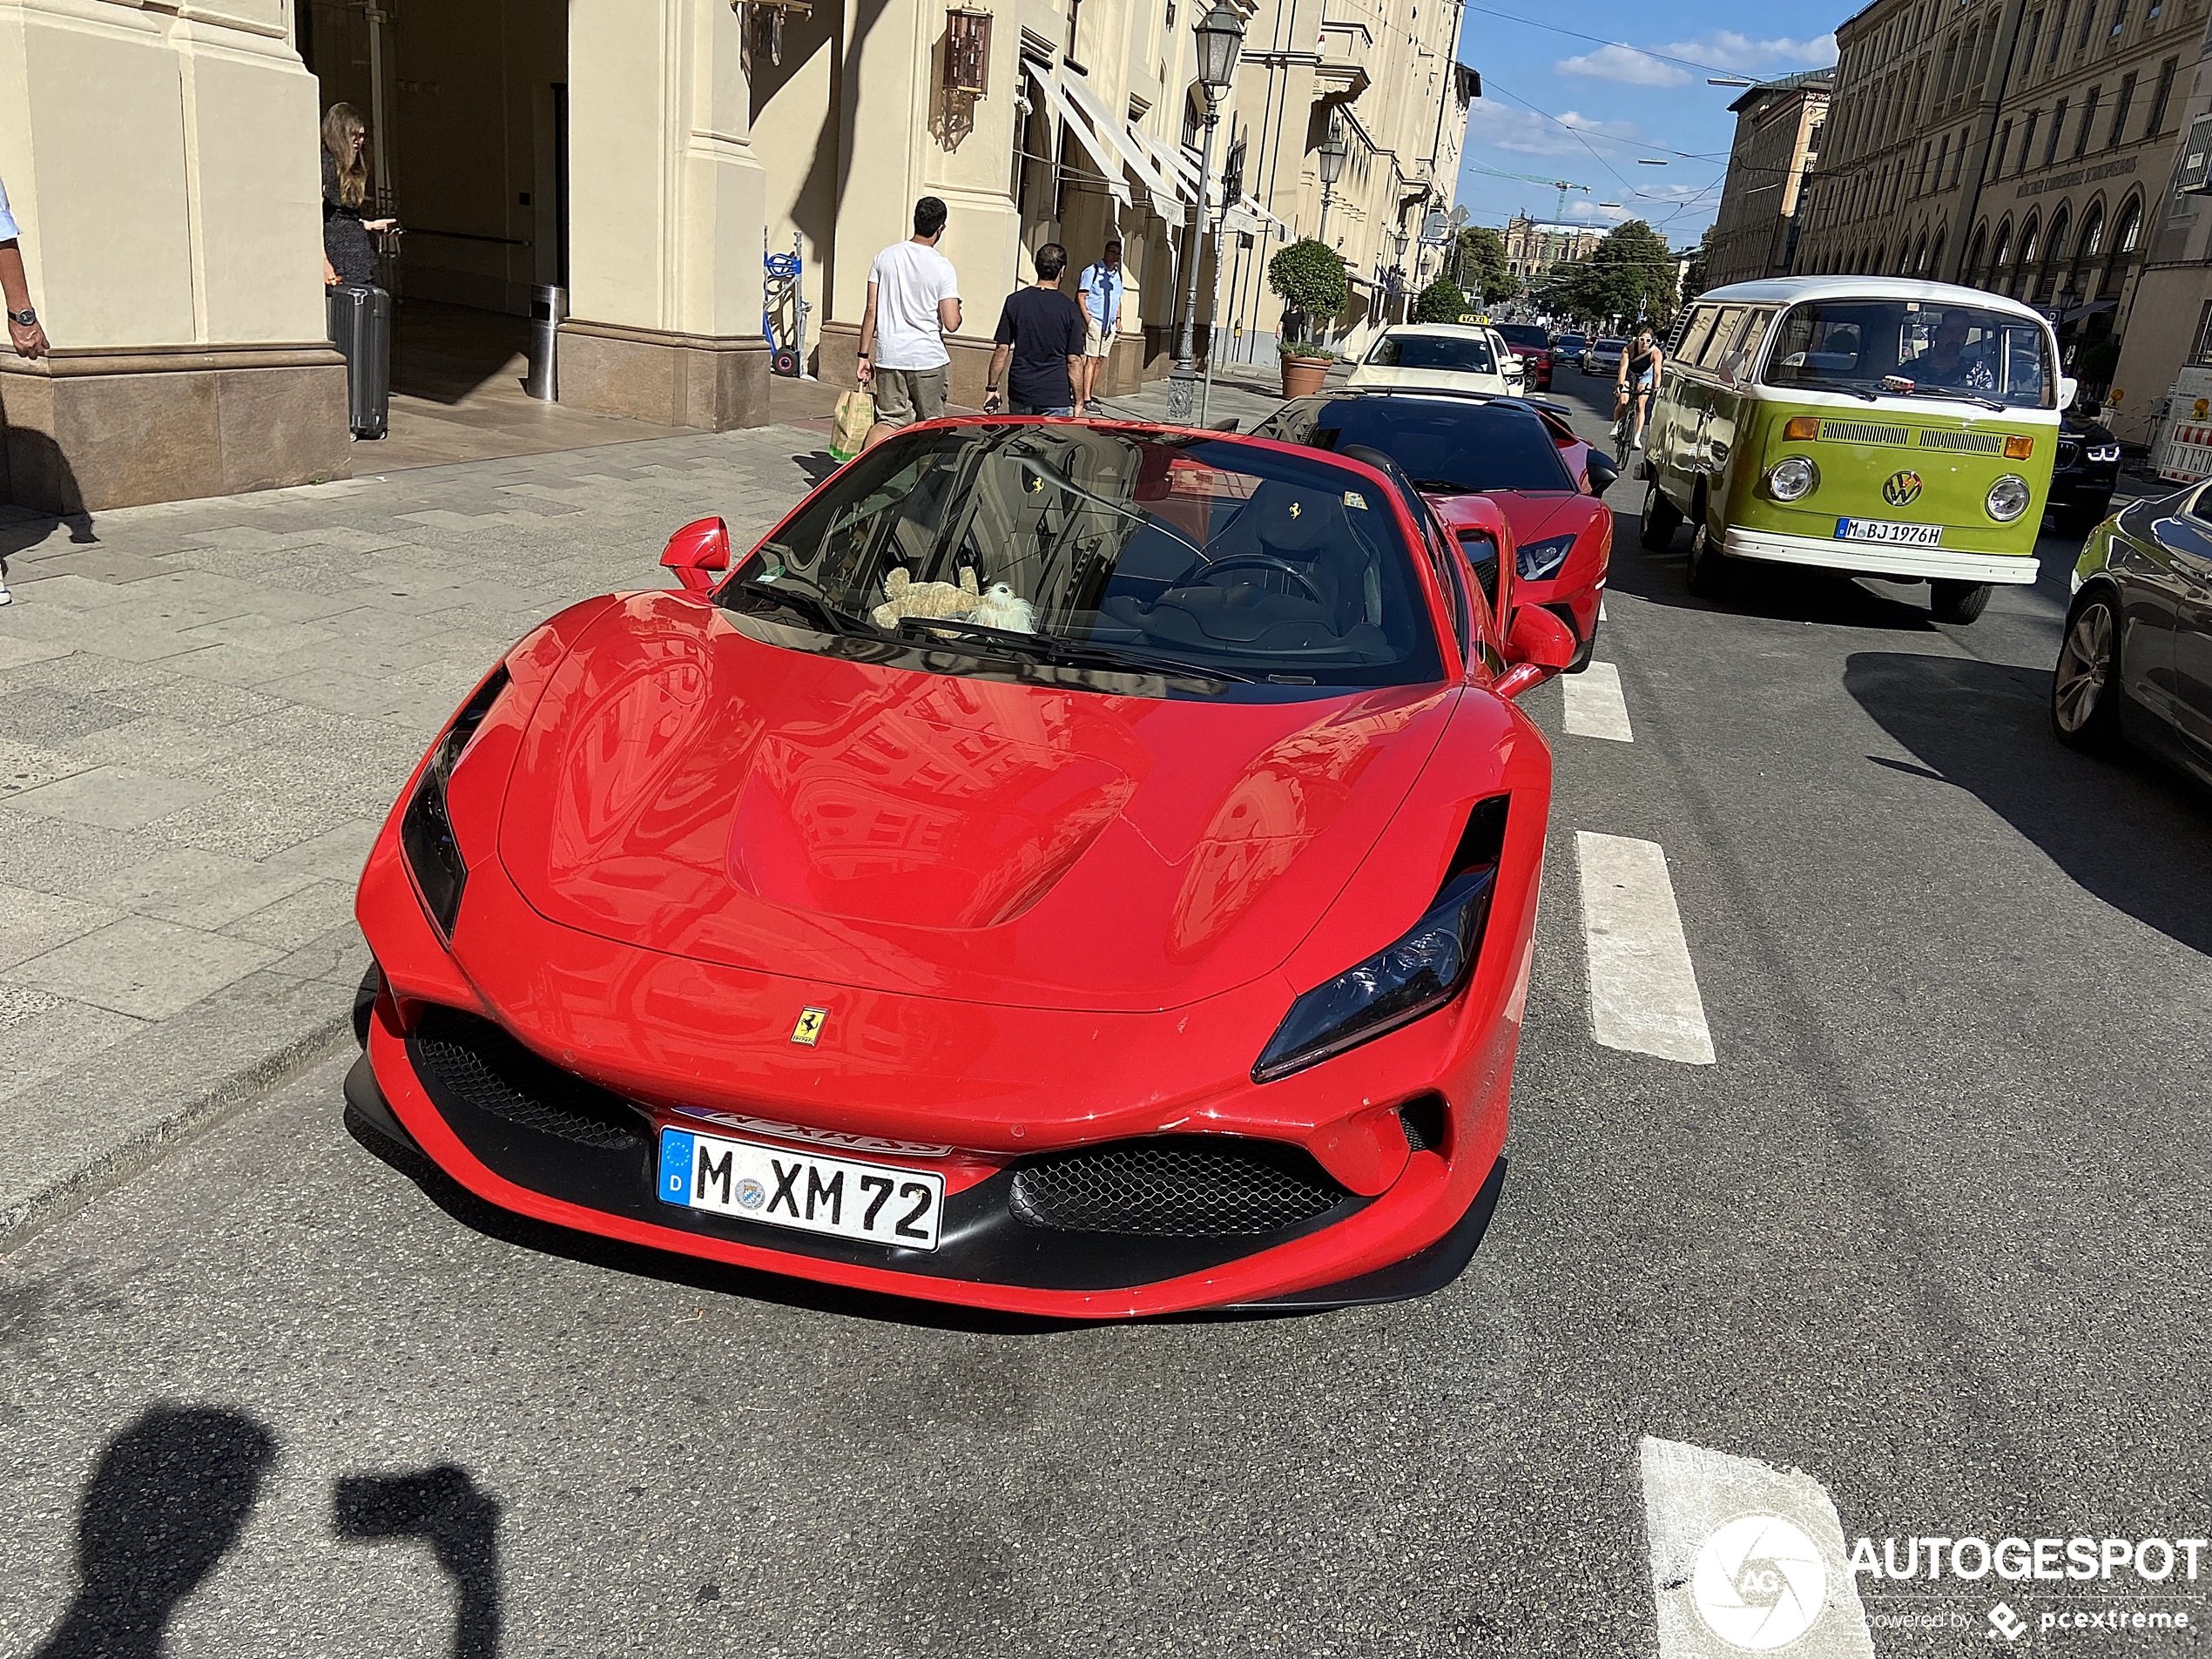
(1685, 521, 1732, 601)
(1929, 580, 1992, 624)
(2052, 593, 2124, 752)
(1639, 477, 1682, 550)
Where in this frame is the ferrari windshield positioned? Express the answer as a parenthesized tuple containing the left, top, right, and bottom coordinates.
(721, 423, 1443, 688)
(1366, 332, 1498, 374)
(1763, 299, 2054, 408)
(1279, 397, 1575, 494)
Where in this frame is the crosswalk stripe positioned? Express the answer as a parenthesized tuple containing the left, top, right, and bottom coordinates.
(1575, 831, 1715, 1064)
(1562, 660, 1633, 741)
(1642, 1436, 1877, 1657)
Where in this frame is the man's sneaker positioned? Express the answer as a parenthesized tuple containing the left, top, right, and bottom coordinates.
(0, 579, 12, 606)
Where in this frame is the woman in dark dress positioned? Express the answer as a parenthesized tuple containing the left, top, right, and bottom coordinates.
(320, 103, 395, 287)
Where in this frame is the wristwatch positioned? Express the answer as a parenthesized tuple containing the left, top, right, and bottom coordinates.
(8, 307, 35, 327)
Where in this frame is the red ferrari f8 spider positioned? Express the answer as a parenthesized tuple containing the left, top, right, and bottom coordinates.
(347, 418, 1571, 1318)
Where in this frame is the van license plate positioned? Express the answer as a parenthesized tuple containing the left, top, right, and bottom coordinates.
(657, 1128, 943, 1250)
(1836, 517, 1942, 548)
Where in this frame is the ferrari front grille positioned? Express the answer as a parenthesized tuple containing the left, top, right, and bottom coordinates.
(408, 1008, 648, 1152)
(1008, 1138, 1352, 1237)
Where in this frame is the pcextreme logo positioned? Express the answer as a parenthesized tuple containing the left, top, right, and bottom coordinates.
(1693, 1514, 1829, 1649)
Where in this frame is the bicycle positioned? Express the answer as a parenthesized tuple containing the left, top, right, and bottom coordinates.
(1611, 384, 1643, 469)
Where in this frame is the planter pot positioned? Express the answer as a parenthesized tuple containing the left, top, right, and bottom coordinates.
(1280, 354, 1332, 397)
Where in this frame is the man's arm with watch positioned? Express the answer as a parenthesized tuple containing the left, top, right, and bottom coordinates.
(983, 340, 1012, 412)
(1, 239, 50, 361)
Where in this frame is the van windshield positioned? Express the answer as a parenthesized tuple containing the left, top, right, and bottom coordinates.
(1763, 299, 2054, 408)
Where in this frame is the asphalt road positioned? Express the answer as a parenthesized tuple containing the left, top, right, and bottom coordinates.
(4, 383, 2209, 1657)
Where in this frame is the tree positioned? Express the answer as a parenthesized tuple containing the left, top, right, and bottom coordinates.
(1413, 277, 1471, 322)
(1550, 220, 1677, 331)
(1453, 226, 1513, 305)
(1269, 238, 1348, 351)
(1680, 224, 1721, 305)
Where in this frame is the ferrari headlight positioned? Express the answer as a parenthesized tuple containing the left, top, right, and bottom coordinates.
(1253, 867, 1496, 1084)
(1986, 474, 2032, 522)
(2087, 442, 2121, 463)
(1766, 455, 1819, 502)
(399, 665, 510, 939)
(1516, 533, 1576, 581)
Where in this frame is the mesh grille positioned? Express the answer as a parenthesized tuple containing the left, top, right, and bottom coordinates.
(410, 1009, 646, 1151)
(1009, 1139, 1350, 1237)
(1919, 428, 2006, 454)
(1818, 420, 1912, 446)
(2057, 441, 2081, 468)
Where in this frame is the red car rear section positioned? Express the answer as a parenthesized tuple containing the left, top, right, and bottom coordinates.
(347, 421, 1559, 1318)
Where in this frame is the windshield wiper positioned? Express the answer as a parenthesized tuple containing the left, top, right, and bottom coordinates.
(1895, 384, 2008, 413)
(728, 578, 860, 637)
(899, 617, 1255, 682)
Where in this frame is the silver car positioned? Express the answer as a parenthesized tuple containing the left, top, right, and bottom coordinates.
(1583, 337, 1629, 377)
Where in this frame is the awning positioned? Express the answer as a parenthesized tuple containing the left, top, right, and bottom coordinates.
(1024, 62, 1132, 209)
(1056, 71, 1186, 225)
(1124, 124, 1285, 234)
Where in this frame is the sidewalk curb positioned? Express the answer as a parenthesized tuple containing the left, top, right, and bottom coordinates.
(0, 1009, 356, 1257)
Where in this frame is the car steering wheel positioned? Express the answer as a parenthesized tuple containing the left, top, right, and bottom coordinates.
(1186, 553, 1326, 604)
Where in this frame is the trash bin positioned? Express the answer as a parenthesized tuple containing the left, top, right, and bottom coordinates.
(525, 284, 565, 401)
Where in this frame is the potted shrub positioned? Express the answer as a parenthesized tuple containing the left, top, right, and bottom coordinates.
(1270, 238, 1347, 396)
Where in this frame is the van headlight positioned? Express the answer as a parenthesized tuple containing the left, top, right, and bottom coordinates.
(1766, 456, 1819, 502)
(1986, 474, 2033, 522)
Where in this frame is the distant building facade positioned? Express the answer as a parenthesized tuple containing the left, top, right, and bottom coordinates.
(1706, 71, 1833, 290)
(1503, 214, 1604, 283)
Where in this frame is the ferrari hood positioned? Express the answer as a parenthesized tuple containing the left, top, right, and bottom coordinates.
(493, 593, 1454, 1013)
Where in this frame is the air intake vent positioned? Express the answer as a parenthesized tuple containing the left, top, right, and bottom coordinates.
(1919, 428, 2005, 453)
(1008, 1138, 1352, 1236)
(1818, 420, 1912, 446)
(408, 1008, 648, 1151)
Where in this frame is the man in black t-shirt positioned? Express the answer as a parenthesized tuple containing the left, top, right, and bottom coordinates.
(985, 243, 1089, 416)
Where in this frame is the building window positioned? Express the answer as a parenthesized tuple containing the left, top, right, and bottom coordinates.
(1066, 0, 1083, 68)
(2192, 301, 2212, 365)
(2110, 0, 2127, 36)
(2115, 192, 2143, 252)
(2077, 86, 2100, 154)
(1919, 140, 1934, 193)
(2078, 0, 2097, 46)
(2148, 57, 2178, 132)
(1935, 136, 1950, 188)
(2047, 99, 2067, 165)
(1993, 117, 2013, 177)
(2020, 111, 2040, 171)
(1954, 129, 1970, 185)
(2024, 9, 2045, 64)
(2110, 71, 2135, 144)
(2049, 0, 2067, 60)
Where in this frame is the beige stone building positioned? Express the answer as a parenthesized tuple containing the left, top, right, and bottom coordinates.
(1501, 214, 1602, 285)
(1705, 70, 1831, 291)
(2106, 33, 2212, 441)
(0, 0, 1473, 513)
(1794, 0, 2199, 384)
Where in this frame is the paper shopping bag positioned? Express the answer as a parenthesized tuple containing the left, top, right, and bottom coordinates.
(830, 389, 875, 462)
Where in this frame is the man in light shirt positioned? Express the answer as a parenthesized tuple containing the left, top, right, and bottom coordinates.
(1076, 239, 1125, 409)
(0, 169, 49, 607)
(856, 196, 961, 439)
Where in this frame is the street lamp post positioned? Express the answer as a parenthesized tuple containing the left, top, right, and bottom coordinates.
(1317, 121, 1347, 244)
(1166, 1, 1244, 423)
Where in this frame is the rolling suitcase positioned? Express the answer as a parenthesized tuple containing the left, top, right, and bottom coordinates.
(326, 283, 392, 440)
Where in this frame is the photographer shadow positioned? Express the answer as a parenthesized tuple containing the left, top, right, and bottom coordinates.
(334, 1465, 503, 1659)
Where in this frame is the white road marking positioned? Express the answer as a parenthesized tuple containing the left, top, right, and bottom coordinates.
(1562, 660, 1634, 742)
(1599, 597, 1608, 620)
(1575, 832, 1715, 1064)
(1642, 1435, 1877, 1658)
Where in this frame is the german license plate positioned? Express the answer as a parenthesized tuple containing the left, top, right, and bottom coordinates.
(1835, 516, 1942, 547)
(657, 1128, 943, 1250)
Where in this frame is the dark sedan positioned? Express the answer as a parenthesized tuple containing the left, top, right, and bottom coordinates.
(2046, 409, 2123, 535)
(2054, 482, 2212, 785)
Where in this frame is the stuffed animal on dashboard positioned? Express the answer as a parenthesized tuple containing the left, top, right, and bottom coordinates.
(872, 565, 981, 631)
(968, 582, 1035, 634)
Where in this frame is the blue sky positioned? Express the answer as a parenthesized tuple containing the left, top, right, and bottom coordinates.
(1448, 0, 1844, 248)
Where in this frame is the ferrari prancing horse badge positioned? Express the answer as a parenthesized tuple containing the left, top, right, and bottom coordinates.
(792, 1007, 827, 1046)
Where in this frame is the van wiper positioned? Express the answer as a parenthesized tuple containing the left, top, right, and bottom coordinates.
(1900, 385, 2008, 413)
(899, 617, 1255, 682)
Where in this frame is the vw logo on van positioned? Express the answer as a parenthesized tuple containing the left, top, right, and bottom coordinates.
(1882, 469, 1925, 508)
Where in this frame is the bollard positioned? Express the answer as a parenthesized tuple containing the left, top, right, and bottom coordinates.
(525, 284, 565, 401)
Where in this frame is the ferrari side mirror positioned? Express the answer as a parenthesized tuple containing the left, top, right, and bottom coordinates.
(1491, 604, 1576, 701)
(1585, 452, 1620, 494)
(661, 516, 732, 592)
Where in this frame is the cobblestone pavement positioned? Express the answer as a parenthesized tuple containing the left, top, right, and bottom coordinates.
(0, 384, 1293, 1249)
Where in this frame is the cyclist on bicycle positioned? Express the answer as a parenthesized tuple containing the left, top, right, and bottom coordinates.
(1615, 326, 1662, 452)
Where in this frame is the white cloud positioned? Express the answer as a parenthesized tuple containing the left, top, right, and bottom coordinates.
(1554, 44, 1689, 87)
(1555, 30, 1836, 85)
(1467, 100, 1644, 158)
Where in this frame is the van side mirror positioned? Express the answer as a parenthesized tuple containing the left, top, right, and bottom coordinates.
(1585, 452, 1620, 494)
(661, 516, 732, 592)
(2059, 375, 2080, 411)
(1492, 604, 1576, 701)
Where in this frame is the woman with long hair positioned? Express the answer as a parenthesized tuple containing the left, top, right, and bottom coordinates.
(320, 103, 395, 287)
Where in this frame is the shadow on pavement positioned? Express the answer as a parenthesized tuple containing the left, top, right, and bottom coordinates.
(30, 1405, 276, 1659)
(1606, 509, 1943, 631)
(1844, 649, 2212, 958)
(335, 1466, 503, 1659)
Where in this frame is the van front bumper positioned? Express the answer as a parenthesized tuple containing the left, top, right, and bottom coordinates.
(1723, 527, 2040, 585)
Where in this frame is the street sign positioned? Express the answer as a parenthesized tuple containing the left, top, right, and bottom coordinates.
(1421, 209, 1451, 243)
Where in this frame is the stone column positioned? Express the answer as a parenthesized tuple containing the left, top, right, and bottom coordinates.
(0, 0, 349, 512)
(559, 0, 775, 430)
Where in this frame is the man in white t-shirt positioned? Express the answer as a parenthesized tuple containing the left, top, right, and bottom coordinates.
(857, 197, 961, 435)
(0, 169, 49, 607)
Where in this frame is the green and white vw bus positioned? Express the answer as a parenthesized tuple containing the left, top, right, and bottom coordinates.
(1638, 276, 2072, 624)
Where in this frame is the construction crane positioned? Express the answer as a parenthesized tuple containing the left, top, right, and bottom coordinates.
(1463, 161, 1592, 225)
